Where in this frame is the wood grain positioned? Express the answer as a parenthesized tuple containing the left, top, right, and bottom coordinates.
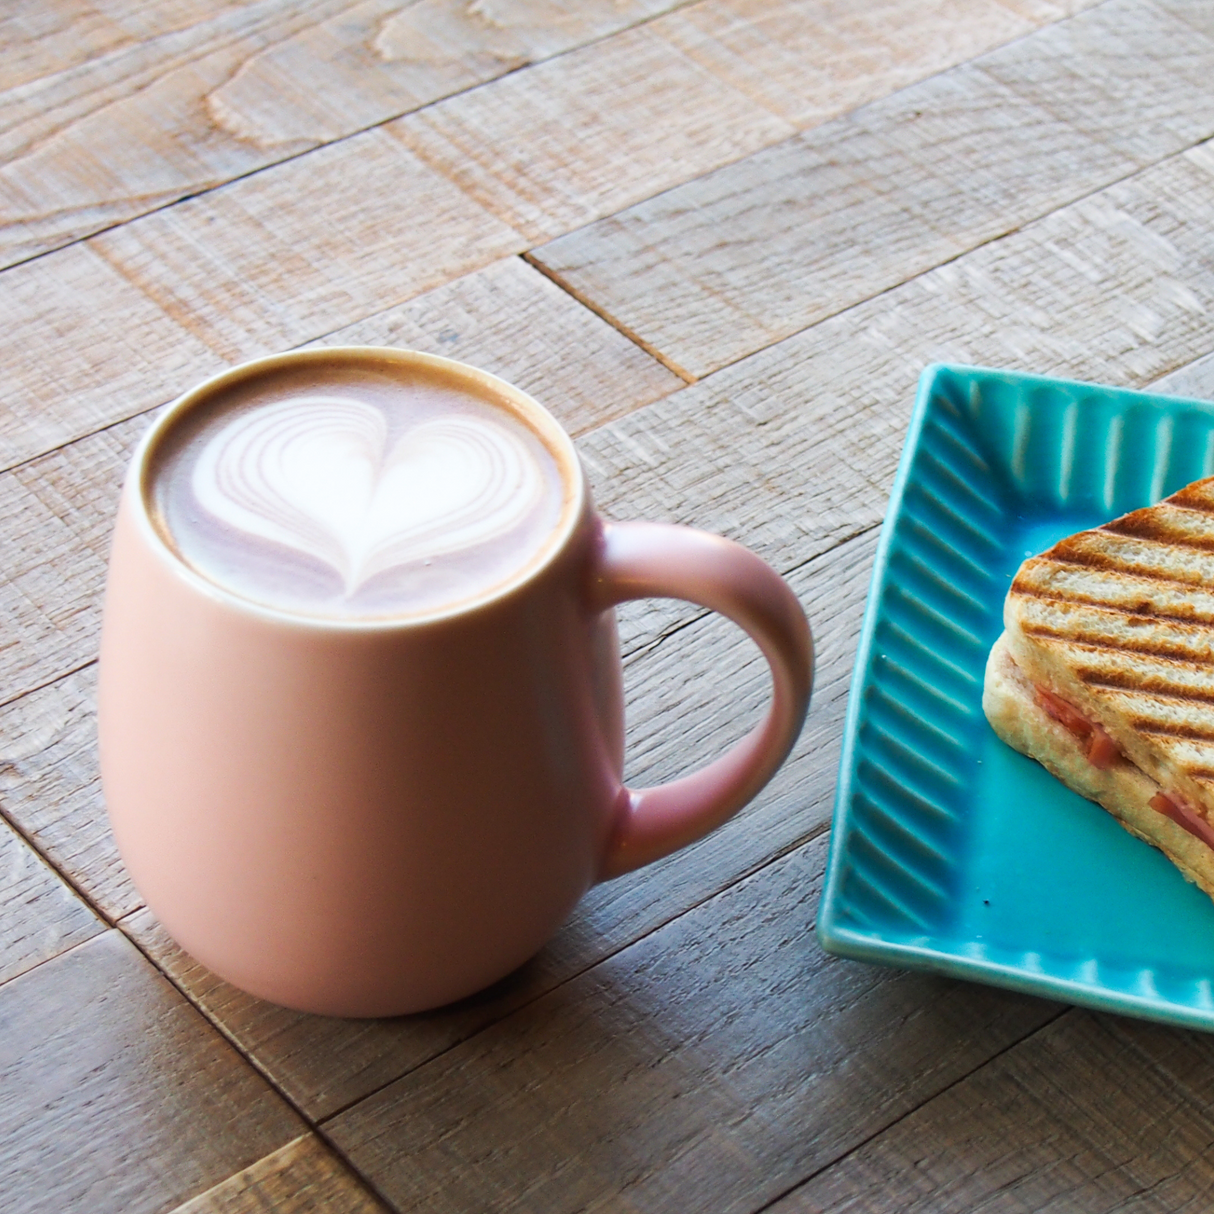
(0, 666, 138, 921)
(390, 0, 1092, 246)
(0, 1, 1150, 474)
(772, 1010, 1214, 1213)
(652, 0, 1039, 129)
(308, 256, 682, 436)
(3, 1, 251, 91)
(171, 1135, 385, 1214)
(0, 0, 690, 268)
(1152, 353, 1214, 402)
(0, 244, 221, 473)
(979, 0, 1214, 164)
(534, 1, 1214, 378)
(119, 527, 877, 1121)
(91, 128, 525, 365)
(576, 149, 1214, 599)
(0, 815, 101, 987)
(325, 835, 1061, 1214)
(389, 19, 796, 244)
(0, 411, 146, 707)
(0, 929, 302, 1214)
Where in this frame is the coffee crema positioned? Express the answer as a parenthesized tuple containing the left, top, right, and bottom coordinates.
(148, 362, 569, 618)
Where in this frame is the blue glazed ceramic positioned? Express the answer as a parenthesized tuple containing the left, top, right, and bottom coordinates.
(817, 363, 1214, 1029)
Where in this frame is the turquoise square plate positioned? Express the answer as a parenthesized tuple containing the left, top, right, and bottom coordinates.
(817, 363, 1214, 1029)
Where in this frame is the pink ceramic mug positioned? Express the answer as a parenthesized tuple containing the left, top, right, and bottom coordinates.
(98, 348, 812, 1016)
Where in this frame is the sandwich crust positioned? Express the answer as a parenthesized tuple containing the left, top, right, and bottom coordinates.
(984, 632, 1214, 901)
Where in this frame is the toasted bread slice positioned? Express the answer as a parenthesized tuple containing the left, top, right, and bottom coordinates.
(1001, 477, 1214, 818)
(988, 476, 1214, 896)
(984, 633, 1214, 900)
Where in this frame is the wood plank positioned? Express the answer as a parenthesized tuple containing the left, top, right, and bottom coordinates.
(1152, 354, 1214, 402)
(307, 256, 683, 436)
(0, 411, 145, 707)
(389, 18, 795, 245)
(0, 0, 689, 267)
(0, 257, 676, 709)
(979, 0, 1214, 164)
(0, 0, 1122, 473)
(0, 929, 303, 1214)
(0, 244, 223, 473)
(534, 1, 1214, 378)
(770, 1010, 1214, 1212)
(0, 666, 137, 921)
(650, 0, 1041, 129)
(324, 834, 1061, 1214)
(0, 814, 101, 986)
(388, 0, 1089, 247)
(90, 127, 525, 366)
(2, 1, 269, 94)
(575, 149, 1214, 598)
(119, 528, 877, 1120)
(170, 1135, 385, 1214)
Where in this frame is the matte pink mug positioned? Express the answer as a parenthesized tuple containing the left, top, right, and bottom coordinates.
(98, 348, 812, 1016)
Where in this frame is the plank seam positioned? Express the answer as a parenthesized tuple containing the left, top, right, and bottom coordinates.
(649, 141, 1165, 385)
(522, 251, 696, 383)
(747, 1004, 1074, 1214)
(0, 925, 109, 991)
(314, 817, 834, 1126)
(0, 656, 96, 713)
(0, 0, 709, 276)
(0, 796, 118, 928)
(112, 912, 399, 1212)
(0, 0, 1105, 281)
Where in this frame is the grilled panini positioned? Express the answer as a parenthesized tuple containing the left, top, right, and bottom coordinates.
(983, 476, 1214, 900)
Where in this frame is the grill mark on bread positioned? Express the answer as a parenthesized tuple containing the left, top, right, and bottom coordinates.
(1040, 550, 1212, 586)
(1133, 722, 1214, 740)
(1170, 483, 1214, 513)
(1037, 639, 1214, 680)
(1013, 587, 1214, 626)
(1083, 673, 1214, 703)
(1037, 525, 1214, 586)
(1101, 518, 1214, 551)
(1019, 622, 1214, 661)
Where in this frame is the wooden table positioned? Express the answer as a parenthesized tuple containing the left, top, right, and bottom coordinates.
(7, 1, 1214, 1209)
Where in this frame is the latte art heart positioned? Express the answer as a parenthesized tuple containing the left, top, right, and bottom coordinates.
(191, 396, 548, 595)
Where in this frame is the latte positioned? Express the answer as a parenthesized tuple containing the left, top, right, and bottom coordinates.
(147, 360, 570, 618)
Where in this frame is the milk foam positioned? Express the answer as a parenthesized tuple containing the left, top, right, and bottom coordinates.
(151, 367, 568, 618)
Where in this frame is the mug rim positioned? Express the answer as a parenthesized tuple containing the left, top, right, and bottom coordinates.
(126, 346, 589, 631)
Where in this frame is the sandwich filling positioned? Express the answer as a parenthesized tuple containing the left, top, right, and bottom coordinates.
(1025, 668, 1214, 850)
(1033, 685, 1121, 769)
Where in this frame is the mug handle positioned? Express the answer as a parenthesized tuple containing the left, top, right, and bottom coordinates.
(588, 520, 813, 880)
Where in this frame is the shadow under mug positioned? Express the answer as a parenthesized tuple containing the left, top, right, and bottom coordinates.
(98, 348, 813, 1016)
